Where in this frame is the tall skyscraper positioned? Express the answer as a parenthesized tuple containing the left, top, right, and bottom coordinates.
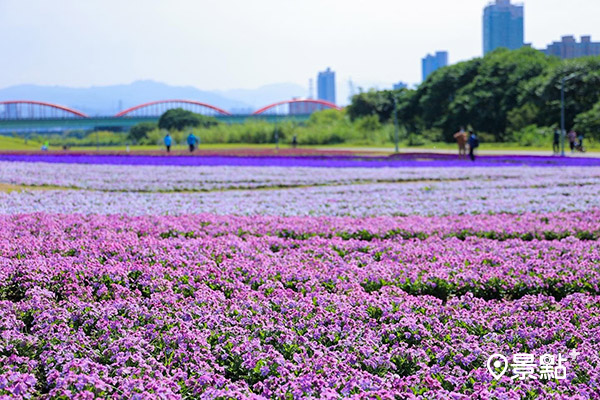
(543, 35, 600, 59)
(422, 51, 448, 81)
(483, 0, 524, 55)
(317, 67, 336, 105)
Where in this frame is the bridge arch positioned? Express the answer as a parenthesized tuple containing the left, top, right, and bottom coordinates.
(0, 100, 89, 119)
(252, 99, 340, 115)
(115, 100, 232, 117)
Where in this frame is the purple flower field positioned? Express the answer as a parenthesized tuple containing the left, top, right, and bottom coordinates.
(1, 156, 600, 398)
(1, 213, 600, 399)
(1, 153, 599, 168)
(1, 161, 599, 216)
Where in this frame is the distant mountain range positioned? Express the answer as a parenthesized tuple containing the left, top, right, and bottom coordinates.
(0, 80, 308, 116)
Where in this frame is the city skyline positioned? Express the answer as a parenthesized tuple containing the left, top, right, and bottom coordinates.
(543, 35, 600, 59)
(483, 0, 524, 55)
(1, 0, 600, 104)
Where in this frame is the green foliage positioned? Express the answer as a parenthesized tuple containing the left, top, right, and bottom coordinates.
(299, 110, 353, 144)
(407, 132, 426, 146)
(346, 89, 411, 123)
(307, 108, 344, 125)
(158, 108, 219, 131)
(128, 122, 157, 144)
(185, 109, 391, 146)
(573, 101, 600, 141)
(530, 57, 600, 130)
(349, 48, 600, 143)
(507, 103, 541, 134)
(415, 47, 557, 141)
(417, 57, 482, 138)
(510, 125, 552, 147)
(192, 120, 283, 144)
(36, 130, 127, 147)
(420, 128, 444, 142)
(355, 114, 381, 132)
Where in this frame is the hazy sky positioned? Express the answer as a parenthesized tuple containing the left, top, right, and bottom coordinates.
(1, 0, 599, 99)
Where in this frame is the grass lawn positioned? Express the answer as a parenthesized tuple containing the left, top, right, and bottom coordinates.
(0, 136, 41, 150)
(1, 135, 598, 154)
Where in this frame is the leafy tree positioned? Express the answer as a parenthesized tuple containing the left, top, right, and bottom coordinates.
(349, 48, 600, 143)
(416, 57, 481, 137)
(530, 57, 600, 130)
(128, 122, 157, 143)
(416, 48, 554, 141)
(510, 125, 551, 147)
(506, 103, 540, 134)
(158, 108, 219, 131)
(346, 90, 380, 121)
(394, 90, 420, 136)
(574, 101, 600, 141)
(347, 89, 409, 123)
(465, 48, 553, 140)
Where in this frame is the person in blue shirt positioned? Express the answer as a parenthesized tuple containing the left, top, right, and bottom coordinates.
(164, 133, 172, 153)
(187, 133, 199, 153)
(467, 131, 479, 162)
(576, 132, 585, 152)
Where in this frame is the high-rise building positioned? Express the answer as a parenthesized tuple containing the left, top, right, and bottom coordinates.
(317, 67, 336, 105)
(483, 0, 524, 55)
(543, 35, 600, 59)
(289, 99, 329, 115)
(422, 51, 448, 81)
(393, 82, 408, 90)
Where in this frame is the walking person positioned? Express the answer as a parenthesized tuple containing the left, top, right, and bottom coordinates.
(187, 132, 199, 153)
(553, 129, 561, 155)
(567, 130, 577, 153)
(164, 133, 172, 153)
(291, 134, 298, 149)
(467, 130, 479, 162)
(576, 132, 585, 153)
(453, 127, 467, 159)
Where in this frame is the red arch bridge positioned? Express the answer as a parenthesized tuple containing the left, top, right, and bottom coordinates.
(0, 100, 89, 119)
(0, 99, 341, 132)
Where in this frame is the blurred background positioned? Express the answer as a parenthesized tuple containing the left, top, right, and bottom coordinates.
(1, 0, 599, 152)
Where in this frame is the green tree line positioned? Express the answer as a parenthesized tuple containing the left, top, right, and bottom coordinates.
(348, 47, 600, 144)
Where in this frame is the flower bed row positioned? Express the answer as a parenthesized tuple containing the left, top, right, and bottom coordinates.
(3, 161, 598, 192)
(1, 214, 599, 398)
(1, 181, 599, 217)
(3, 212, 599, 242)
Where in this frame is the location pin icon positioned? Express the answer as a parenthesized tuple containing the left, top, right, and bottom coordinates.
(487, 353, 508, 379)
